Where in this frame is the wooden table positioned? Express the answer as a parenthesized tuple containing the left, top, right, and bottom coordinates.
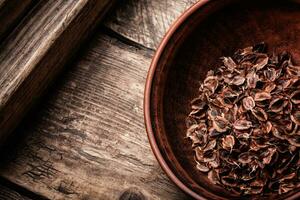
(0, 0, 197, 199)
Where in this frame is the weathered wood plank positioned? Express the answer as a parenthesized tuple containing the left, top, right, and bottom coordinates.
(0, 32, 190, 200)
(0, 0, 36, 41)
(0, 0, 197, 199)
(0, 0, 114, 145)
(104, 0, 198, 49)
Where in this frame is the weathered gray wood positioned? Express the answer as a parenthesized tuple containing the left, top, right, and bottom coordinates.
(0, 0, 114, 145)
(104, 0, 198, 49)
(0, 33, 190, 200)
(0, 0, 36, 41)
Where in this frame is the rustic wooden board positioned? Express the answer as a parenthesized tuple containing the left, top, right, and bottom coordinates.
(0, 0, 36, 41)
(0, 0, 114, 145)
(0, 33, 190, 200)
(104, 0, 198, 49)
(0, 0, 197, 199)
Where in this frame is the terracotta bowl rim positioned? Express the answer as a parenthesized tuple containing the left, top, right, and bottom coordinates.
(144, 0, 300, 199)
(144, 0, 210, 199)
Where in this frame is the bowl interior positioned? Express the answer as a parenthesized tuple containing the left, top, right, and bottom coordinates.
(149, 0, 300, 199)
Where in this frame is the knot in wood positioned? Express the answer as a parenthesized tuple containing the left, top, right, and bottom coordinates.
(119, 188, 146, 200)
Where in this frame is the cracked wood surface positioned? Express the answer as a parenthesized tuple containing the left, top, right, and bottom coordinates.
(0, 0, 196, 199)
(104, 0, 198, 49)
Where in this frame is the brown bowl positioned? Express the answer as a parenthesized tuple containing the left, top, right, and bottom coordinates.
(144, 0, 300, 199)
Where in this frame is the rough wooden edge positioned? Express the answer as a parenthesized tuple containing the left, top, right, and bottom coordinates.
(0, 185, 32, 200)
(0, 0, 115, 145)
(0, 176, 49, 200)
(0, 0, 37, 42)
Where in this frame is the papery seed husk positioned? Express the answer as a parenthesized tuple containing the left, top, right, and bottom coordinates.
(279, 172, 296, 183)
(233, 119, 252, 130)
(222, 135, 235, 150)
(254, 54, 268, 70)
(254, 91, 271, 101)
(287, 136, 300, 147)
(203, 139, 217, 151)
(208, 128, 222, 137)
(208, 170, 220, 184)
(287, 65, 300, 77)
(189, 108, 206, 119)
(221, 175, 238, 187)
(196, 161, 210, 172)
(269, 98, 286, 112)
(291, 90, 300, 104)
(246, 71, 259, 89)
(191, 96, 206, 110)
(213, 116, 229, 132)
(252, 128, 263, 137)
(195, 147, 204, 161)
(242, 96, 255, 110)
(209, 159, 220, 168)
(264, 82, 277, 93)
(264, 68, 277, 81)
(222, 57, 237, 71)
(251, 107, 268, 121)
(185, 116, 197, 127)
(238, 152, 254, 164)
(204, 76, 219, 93)
(262, 148, 276, 164)
(264, 121, 272, 134)
(203, 151, 217, 162)
(230, 75, 245, 86)
(271, 126, 286, 139)
(291, 79, 300, 88)
(186, 44, 300, 196)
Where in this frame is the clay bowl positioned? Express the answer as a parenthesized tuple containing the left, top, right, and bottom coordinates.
(144, 0, 300, 199)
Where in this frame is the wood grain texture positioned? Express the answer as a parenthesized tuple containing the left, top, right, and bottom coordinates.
(0, 185, 31, 200)
(0, 0, 36, 41)
(0, 0, 197, 199)
(104, 0, 198, 49)
(0, 176, 48, 200)
(0, 0, 114, 145)
(0, 33, 190, 200)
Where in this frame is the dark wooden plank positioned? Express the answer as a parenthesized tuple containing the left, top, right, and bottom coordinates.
(0, 32, 190, 200)
(0, 185, 31, 200)
(0, 0, 114, 145)
(0, 176, 48, 199)
(104, 0, 197, 49)
(0, 0, 36, 41)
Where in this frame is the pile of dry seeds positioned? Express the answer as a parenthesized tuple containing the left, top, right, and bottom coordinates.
(186, 43, 300, 195)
